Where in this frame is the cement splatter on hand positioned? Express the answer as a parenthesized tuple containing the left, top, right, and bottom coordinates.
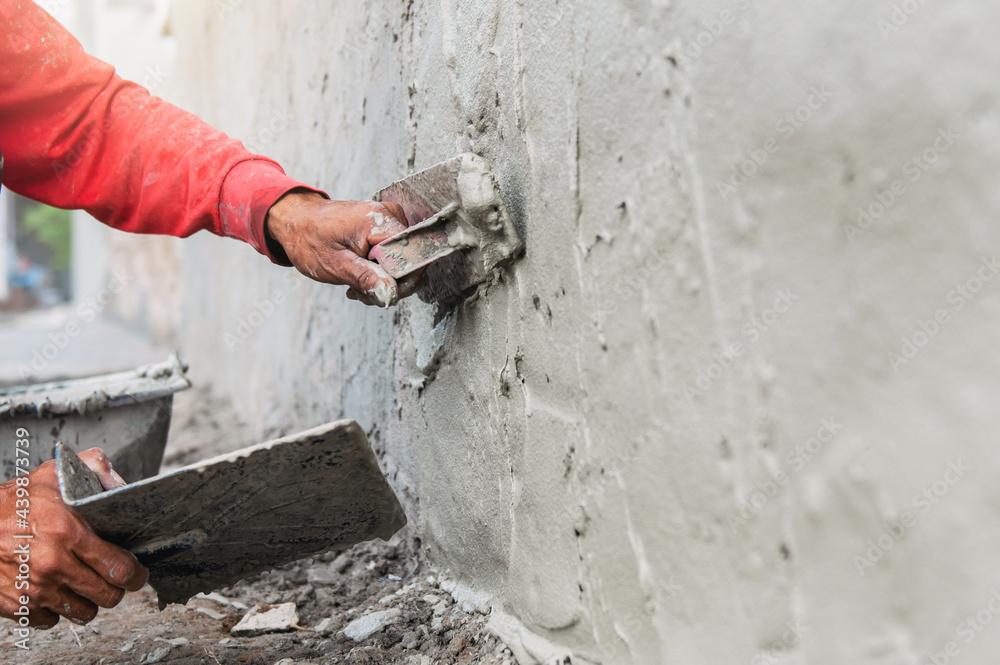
(367, 208, 395, 236)
(361, 258, 400, 308)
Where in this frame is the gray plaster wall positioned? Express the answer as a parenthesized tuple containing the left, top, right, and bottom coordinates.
(163, 0, 1000, 663)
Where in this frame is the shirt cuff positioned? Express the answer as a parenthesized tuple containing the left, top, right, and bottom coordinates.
(219, 159, 328, 266)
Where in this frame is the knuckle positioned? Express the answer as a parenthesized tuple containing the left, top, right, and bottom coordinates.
(47, 516, 83, 545)
(31, 553, 60, 578)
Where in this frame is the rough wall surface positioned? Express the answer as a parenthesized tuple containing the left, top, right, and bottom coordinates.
(163, 1, 1000, 663)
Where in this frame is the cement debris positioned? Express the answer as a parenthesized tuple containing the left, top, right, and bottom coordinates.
(230, 603, 300, 637)
(342, 608, 403, 641)
(2, 539, 516, 665)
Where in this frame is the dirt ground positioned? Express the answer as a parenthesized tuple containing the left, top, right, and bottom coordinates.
(1, 389, 516, 665)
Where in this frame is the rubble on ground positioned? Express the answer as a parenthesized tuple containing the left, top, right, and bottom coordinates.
(2, 538, 519, 664)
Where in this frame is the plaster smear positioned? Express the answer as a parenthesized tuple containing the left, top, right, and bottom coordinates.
(165, 0, 1000, 663)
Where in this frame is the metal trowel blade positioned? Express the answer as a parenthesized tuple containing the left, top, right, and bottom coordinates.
(370, 153, 523, 305)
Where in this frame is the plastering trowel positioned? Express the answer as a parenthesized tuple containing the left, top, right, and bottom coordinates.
(369, 153, 523, 305)
(55, 421, 406, 608)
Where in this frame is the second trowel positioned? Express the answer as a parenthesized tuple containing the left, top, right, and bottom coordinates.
(369, 153, 523, 305)
(56, 421, 406, 608)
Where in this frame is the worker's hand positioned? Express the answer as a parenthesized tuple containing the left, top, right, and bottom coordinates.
(265, 191, 423, 307)
(0, 449, 148, 628)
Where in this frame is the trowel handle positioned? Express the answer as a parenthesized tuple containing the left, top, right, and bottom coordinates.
(368, 202, 463, 279)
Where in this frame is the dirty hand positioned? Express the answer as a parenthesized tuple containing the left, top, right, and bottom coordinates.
(265, 191, 423, 307)
(0, 448, 148, 628)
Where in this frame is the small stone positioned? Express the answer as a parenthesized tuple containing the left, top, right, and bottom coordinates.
(342, 608, 403, 642)
(120, 640, 134, 652)
(141, 646, 171, 664)
(378, 594, 395, 605)
(331, 553, 353, 574)
(307, 566, 339, 586)
(421, 594, 442, 605)
(195, 592, 233, 606)
(195, 607, 226, 620)
(311, 617, 336, 635)
(231, 602, 300, 637)
(294, 584, 315, 603)
(400, 630, 420, 649)
(155, 636, 189, 646)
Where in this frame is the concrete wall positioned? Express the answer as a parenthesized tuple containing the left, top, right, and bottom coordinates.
(160, 1, 1000, 663)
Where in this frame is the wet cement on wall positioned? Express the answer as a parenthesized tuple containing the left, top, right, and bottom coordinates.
(164, 0, 1000, 662)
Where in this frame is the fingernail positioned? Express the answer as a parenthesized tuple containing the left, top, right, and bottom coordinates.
(37, 624, 54, 631)
(70, 618, 87, 626)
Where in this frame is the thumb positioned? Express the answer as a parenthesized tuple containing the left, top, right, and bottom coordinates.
(78, 448, 127, 490)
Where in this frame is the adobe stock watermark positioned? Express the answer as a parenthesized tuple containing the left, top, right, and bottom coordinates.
(717, 85, 833, 201)
(17, 270, 133, 382)
(244, 109, 295, 155)
(51, 114, 115, 182)
(853, 458, 970, 575)
(877, 0, 934, 39)
(139, 65, 170, 93)
(31, 0, 69, 20)
(683, 0, 754, 62)
(684, 288, 800, 402)
(925, 588, 1000, 665)
(728, 417, 843, 532)
(222, 272, 303, 353)
(751, 619, 808, 665)
(341, 6, 397, 56)
(842, 126, 960, 244)
(887, 255, 998, 372)
(51, 67, 170, 182)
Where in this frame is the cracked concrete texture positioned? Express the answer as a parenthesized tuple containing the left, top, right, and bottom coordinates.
(161, 0, 1000, 663)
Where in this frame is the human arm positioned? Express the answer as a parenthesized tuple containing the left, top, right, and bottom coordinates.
(0, 0, 411, 305)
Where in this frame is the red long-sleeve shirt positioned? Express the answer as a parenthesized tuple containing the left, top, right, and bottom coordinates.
(0, 0, 321, 265)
